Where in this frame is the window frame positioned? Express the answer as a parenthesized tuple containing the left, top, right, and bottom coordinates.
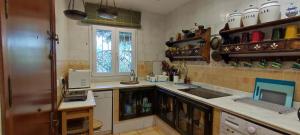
(91, 25, 137, 77)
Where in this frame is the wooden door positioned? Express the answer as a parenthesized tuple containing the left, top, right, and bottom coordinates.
(1, 0, 57, 134)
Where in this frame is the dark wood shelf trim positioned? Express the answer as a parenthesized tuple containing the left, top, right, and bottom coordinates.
(225, 51, 300, 58)
(220, 16, 300, 34)
(169, 36, 204, 45)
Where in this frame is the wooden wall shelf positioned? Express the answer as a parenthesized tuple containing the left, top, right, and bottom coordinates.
(168, 37, 205, 46)
(166, 28, 211, 63)
(220, 16, 300, 35)
(220, 38, 300, 63)
(218, 16, 300, 64)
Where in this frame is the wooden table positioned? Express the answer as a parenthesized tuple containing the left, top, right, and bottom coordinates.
(59, 91, 96, 135)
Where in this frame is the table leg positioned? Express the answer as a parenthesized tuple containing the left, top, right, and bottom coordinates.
(89, 108, 94, 135)
(62, 111, 67, 135)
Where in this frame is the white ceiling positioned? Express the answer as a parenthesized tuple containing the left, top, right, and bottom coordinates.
(85, 0, 192, 15)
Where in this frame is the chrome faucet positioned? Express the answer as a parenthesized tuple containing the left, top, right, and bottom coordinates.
(130, 70, 136, 82)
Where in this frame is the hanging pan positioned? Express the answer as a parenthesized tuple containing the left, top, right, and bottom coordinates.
(64, 0, 87, 20)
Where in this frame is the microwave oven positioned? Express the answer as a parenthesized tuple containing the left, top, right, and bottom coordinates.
(68, 69, 91, 89)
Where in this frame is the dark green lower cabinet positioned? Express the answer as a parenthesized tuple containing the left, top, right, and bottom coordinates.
(156, 88, 176, 127)
(119, 87, 155, 121)
(156, 88, 213, 135)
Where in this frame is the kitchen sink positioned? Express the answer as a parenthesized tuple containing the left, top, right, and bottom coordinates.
(178, 87, 231, 99)
(120, 81, 139, 85)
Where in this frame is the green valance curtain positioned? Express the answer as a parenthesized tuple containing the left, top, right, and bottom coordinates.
(82, 3, 141, 29)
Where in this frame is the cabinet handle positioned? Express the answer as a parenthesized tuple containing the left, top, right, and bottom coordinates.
(8, 76, 12, 108)
(4, 0, 8, 19)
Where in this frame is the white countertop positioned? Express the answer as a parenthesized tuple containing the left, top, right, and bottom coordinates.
(67, 81, 300, 135)
(58, 91, 96, 111)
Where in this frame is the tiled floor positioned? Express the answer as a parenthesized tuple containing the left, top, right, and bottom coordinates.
(119, 127, 165, 135)
(111, 127, 166, 135)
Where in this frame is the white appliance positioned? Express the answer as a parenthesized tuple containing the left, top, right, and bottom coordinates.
(68, 69, 91, 89)
(220, 112, 283, 135)
(94, 91, 113, 134)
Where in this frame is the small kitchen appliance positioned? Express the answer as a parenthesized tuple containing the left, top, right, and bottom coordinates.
(68, 69, 91, 89)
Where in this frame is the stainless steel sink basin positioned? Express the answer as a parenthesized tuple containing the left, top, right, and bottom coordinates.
(178, 87, 231, 99)
(120, 81, 139, 85)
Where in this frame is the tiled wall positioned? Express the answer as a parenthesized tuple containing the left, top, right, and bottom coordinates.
(165, 0, 300, 101)
(187, 65, 300, 101)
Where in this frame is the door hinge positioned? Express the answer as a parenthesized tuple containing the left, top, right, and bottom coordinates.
(50, 112, 58, 130)
(4, 0, 8, 19)
(8, 76, 12, 108)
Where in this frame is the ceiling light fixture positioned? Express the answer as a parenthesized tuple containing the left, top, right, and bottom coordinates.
(64, 0, 87, 20)
(97, 0, 118, 20)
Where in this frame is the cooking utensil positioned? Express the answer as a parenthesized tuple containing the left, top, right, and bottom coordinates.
(211, 51, 222, 62)
(285, 24, 299, 39)
(258, 59, 268, 68)
(64, 0, 87, 20)
(259, 0, 281, 23)
(271, 59, 282, 69)
(292, 59, 300, 70)
(210, 37, 221, 50)
(272, 27, 285, 40)
(228, 10, 242, 29)
(251, 31, 265, 43)
(243, 61, 253, 67)
(242, 5, 259, 26)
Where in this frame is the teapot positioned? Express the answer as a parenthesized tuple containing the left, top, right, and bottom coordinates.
(286, 2, 298, 18)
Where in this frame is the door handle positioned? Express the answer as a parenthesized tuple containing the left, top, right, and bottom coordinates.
(8, 76, 12, 108)
(47, 31, 59, 44)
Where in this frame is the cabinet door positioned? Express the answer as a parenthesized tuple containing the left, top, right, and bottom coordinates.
(191, 103, 212, 135)
(175, 97, 191, 135)
(3, 0, 56, 135)
(94, 91, 112, 132)
(119, 89, 138, 120)
(157, 89, 175, 127)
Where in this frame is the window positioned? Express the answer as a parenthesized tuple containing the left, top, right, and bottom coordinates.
(92, 26, 136, 76)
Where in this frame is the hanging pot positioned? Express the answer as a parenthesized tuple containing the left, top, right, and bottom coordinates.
(211, 51, 222, 62)
(259, 0, 281, 23)
(64, 0, 87, 20)
(242, 5, 259, 26)
(210, 37, 221, 50)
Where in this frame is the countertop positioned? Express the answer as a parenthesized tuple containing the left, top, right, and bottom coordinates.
(67, 81, 300, 135)
(58, 91, 96, 111)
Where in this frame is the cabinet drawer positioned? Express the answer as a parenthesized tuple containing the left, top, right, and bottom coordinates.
(93, 91, 112, 98)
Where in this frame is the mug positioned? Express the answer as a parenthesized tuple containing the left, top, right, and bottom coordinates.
(251, 31, 265, 43)
(241, 32, 250, 43)
(272, 27, 285, 40)
(285, 24, 299, 39)
(173, 75, 179, 83)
